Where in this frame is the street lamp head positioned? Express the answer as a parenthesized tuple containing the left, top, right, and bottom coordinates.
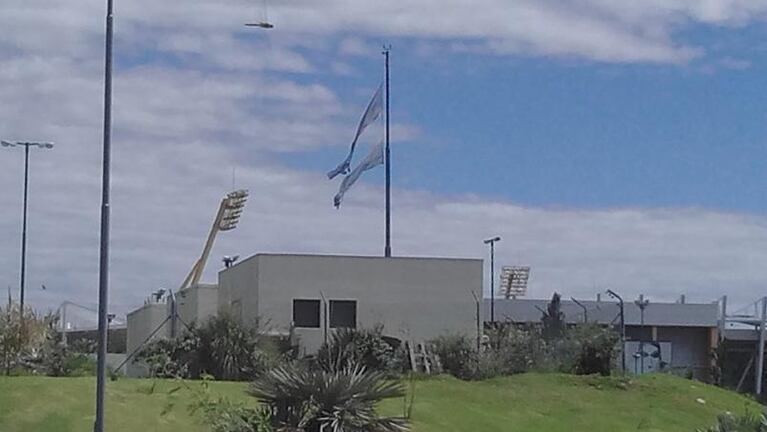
(483, 236, 501, 244)
(2, 140, 54, 149)
(605, 289, 623, 302)
(245, 22, 274, 29)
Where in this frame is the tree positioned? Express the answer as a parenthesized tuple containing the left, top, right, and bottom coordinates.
(541, 292, 566, 341)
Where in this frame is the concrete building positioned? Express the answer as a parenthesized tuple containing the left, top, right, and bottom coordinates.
(125, 251, 722, 381)
(489, 297, 719, 379)
(218, 253, 482, 354)
(126, 253, 482, 374)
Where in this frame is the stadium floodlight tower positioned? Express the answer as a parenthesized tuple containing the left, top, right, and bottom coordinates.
(179, 189, 249, 291)
(500, 266, 530, 299)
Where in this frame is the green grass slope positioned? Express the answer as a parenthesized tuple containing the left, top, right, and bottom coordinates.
(0, 373, 761, 432)
(380, 373, 762, 432)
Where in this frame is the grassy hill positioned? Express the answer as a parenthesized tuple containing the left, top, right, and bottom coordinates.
(0, 373, 761, 432)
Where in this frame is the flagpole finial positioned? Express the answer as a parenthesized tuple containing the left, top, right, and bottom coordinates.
(382, 44, 391, 54)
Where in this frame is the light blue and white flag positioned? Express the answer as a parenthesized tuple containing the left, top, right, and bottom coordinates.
(327, 84, 383, 180)
(333, 140, 384, 208)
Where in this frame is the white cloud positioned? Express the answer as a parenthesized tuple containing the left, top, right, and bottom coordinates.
(3, 0, 767, 325)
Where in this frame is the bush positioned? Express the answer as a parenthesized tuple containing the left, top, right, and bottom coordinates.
(432, 334, 476, 379)
(316, 325, 405, 375)
(698, 412, 767, 432)
(0, 302, 54, 375)
(434, 323, 620, 381)
(567, 324, 620, 376)
(433, 328, 540, 380)
(191, 379, 273, 432)
(135, 314, 289, 381)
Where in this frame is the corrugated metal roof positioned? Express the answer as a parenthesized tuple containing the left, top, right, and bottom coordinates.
(486, 298, 718, 327)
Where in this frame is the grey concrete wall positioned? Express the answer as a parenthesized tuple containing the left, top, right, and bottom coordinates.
(657, 326, 711, 376)
(490, 298, 718, 327)
(219, 254, 481, 354)
(218, 255, 259, 321)
(177, 284, 219, 328)
(625, 326, 711, 379)
(126, 302, 171, 377)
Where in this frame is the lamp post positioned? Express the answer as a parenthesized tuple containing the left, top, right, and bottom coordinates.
(483, 236, 501, 324)
(606, 289, 626, 374)
(1, 140, 54, 330)
(93, 0, 114, 429)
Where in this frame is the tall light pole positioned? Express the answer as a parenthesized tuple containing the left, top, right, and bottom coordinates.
(484, 236, 501, 324)
(94, 0, 114, 430)
(1, 140, 54, 330)
(606, 289, 626, 374)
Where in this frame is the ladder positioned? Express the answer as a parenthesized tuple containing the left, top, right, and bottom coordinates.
(407, 340, 442, 374)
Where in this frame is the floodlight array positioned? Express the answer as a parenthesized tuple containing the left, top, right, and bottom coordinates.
(500, 266, 531, 299)
(219, 189, 249, 231)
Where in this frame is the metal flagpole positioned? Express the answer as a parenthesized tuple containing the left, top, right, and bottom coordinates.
(94, 0, 114, 430)
(383, 46, 391, 258)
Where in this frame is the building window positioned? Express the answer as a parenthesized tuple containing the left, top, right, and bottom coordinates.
(330, 300, 357, 328)
(293, 299, 320, 328)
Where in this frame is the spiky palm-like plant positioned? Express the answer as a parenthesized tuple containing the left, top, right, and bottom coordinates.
(249, 363, 409, 432)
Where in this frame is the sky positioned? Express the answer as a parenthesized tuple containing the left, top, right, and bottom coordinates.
(3, 0, 767, 321)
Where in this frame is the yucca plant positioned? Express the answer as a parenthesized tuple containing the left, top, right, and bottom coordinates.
(249, 362, 409, 432)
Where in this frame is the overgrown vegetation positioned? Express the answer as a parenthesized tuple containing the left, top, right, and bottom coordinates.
(433, 293, 620, 381)
(135, 313, 292, 381)
(0, 300, 95, 377)
(698, 412, 767, 432)
(191, 378, 273, 432)
(316, 325, 405, 375)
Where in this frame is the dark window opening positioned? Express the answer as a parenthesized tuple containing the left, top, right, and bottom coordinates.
(293, 299, 320, 328)
(330, 300, 357, 328)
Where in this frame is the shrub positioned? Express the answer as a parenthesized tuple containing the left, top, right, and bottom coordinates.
(135, 314, 287, 381)
(432, 334, 478, 379)
(191, 379, 273, 432)
(135, 337, 195, 378)
(566, 324, 620, 376)
(698, 412, 767, 432)
(434, 323, 619, 381)
(249, 362, 409, 432)
(0, 302, 53, 375)
(316, 325, 405, 375)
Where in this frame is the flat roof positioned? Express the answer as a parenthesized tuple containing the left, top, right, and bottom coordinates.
(222, 252, 483, 272)
(487, 298, 718, 328)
